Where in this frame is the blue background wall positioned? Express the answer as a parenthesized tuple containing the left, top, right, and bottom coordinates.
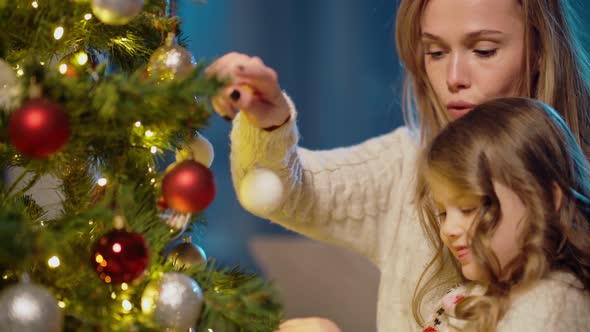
(178, 0, 403, 273)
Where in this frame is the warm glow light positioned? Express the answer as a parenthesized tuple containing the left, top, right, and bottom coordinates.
(97, 178, 107, 186)
(150, 146, 158, 154)
(105, 276, 112, 283)
(150, 178, 156, 184)
(121, 283, 128, 291)
(32, 1, 38, 8)
(111, 292, 117, 299)
(145, 130, 154, 137)
(148, 167, 153, 172)
(95, 254, 104, 263)
(12, 294, 41, 321)
(17, 69, 24, 76)
(84, 13, 92, 20)
(122, 299, 132, 311)
(40, 61, 45, 65)
(54, 27, 64, 40)
(48, 256, 60, 268)
(59, 64, 68, 74)
(77, 52, 88, 65)
(58, 301, 66, 308)
(112, 243, 122, 253)
(121, 37, 128, 42)
(134, 121, 141, 127)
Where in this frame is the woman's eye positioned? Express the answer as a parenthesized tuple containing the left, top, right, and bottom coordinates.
(425, 51, 445, 59)
(474, 49, 497, 58)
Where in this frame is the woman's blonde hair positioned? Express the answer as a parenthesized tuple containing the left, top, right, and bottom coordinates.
(395, 0, 590, 154)
(414, 98, 590, 331)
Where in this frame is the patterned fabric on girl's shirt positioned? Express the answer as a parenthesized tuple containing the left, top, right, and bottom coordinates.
(422, 285, 470, 332)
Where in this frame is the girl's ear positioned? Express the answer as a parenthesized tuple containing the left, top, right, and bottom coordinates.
(553, 182, 563, 211)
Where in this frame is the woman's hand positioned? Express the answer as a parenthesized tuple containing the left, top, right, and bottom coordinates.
(205, 52, 291, 129)
(275, 317, 343, 332)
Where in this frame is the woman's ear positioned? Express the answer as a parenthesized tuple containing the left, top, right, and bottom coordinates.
(553, 182, 563, 211)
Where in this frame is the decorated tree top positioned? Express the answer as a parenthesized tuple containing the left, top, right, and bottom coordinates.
(0, 1, 282, 331)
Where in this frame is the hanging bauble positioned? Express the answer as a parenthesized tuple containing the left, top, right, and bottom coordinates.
(91, 0, 144, 25)
(157, 196, 169, 211)
(91, 228, 150, 284)
(147, 33, 196, 81)
(0, 58, 21, 111)
(175, 132, 214, 167)
(141, 272, 204, 331)
(8, 98, 70, 158)
(0, 280, 63, 332)
(167, 237, 207, 269)
(161, 160, 216, 213)
(239, 167, 284, 215)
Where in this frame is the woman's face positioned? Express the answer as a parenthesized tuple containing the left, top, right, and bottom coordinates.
(421, 0, 526, 120)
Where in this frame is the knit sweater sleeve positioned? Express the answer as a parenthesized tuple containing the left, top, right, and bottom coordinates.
(230, 94, 419, 265)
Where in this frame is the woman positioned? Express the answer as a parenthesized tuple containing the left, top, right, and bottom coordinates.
(206, 0, 590, 330)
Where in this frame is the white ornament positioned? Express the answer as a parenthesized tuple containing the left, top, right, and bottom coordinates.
(175, 133, 214, 167)
(239, 167, 284, 215)
(0, 281, 63, 332)
(91, 0, 144, 25)
(141, 273, 204, 331)
(0, 59, 21, 111)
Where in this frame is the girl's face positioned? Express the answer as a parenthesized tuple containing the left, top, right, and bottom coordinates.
(428, 176, 526, 282)
(421, 0, 526, 120)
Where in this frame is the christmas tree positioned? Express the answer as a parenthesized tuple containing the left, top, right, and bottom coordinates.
(0, 0, 282, 331)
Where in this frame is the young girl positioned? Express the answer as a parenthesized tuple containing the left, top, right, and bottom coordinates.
(415, 97, 590, 331)
(205, 0, 590, 330)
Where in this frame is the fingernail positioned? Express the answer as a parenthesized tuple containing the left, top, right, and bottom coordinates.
(230, 89, 241, 101)
(222, 115, 233, 121)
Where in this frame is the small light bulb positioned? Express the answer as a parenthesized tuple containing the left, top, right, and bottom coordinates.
(148, 167, 153, 172)
(97, 178, 107, 186)
(59, 64, 68, 74)
(58, 301, 66, 308)
(112, 243, 122, 253)
(54, 26, 64, 40)
(32, 1, 38, 8)
(111, 292, 117, 299)
(48, 256, 60, 268)
(122, 299, 133, 311)
(121, 37, 128, 42)
(84, 13, 92, 20)
(17, 69, 24, 76)
(77, 52, 88, 65)
(134, 121, 141, 127)
(150, 146, 158, 154)
(121, 283, 128, 291)
(150, 178, 156, 184)
(145, 130, 154, 137)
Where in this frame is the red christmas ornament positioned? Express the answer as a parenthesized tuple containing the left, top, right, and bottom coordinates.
(161, 160, 216, 213)
(157, 196, 169, 210)
(91, 229, 150, 284)
(8, 98, 70, 158)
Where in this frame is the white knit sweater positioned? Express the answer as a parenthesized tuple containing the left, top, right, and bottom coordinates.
(229, 97, 590, 331)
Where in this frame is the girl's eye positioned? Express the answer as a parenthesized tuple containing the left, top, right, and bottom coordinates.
(461, 208, 477, 215)
(474, 49, 497, 58)
(436, 211, 447, 220)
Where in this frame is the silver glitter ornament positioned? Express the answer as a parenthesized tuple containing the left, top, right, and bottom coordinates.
(168, 237, 207, 269)
(141, 272, 204, 330)
(147, 33, 196, 81)
(91, 0, 144, 25)
(0, 280, 63, 332)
